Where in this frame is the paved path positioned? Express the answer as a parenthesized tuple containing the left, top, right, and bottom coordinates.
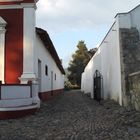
(0, 90, 140, 140)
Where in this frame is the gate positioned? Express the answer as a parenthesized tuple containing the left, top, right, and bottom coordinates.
(94, 70, 103, 102)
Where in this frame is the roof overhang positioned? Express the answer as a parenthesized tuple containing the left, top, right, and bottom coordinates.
(36, 27, 65, 75)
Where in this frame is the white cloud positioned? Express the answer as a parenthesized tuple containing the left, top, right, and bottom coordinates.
(36, 0, 140, 68)
(36, 0, 140, 32)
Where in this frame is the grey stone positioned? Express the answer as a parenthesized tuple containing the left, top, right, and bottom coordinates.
(120, 28, 140, 111)
(0, 90, 140, 139)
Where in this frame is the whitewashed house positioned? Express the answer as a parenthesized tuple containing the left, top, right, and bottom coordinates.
(81, 5, 140, 110)
(35, 28, 65, 100)
(0, 0, 65, 119)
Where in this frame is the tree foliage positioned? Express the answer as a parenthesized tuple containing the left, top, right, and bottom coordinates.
(67, 41, 90, 87)
(88, 48, 98, 58)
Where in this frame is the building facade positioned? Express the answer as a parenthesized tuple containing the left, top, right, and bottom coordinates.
(0, 0, 65, 119)
(81, 5, 140, 111)
(35, 28, 65, 101)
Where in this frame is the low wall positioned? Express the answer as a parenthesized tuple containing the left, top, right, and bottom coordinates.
(119, 28, 140, 107)
(0, 83, 33, 107)
(0, 82, 40, 119)
(0, 84, 32, 99)
(39, 89, 64, 101)
(129, 71, 140, 111)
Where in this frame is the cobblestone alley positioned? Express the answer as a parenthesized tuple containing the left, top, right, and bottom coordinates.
(0, 90, 140, 140)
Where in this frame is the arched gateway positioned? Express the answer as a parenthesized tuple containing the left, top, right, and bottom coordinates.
(93, 70, 103, 102)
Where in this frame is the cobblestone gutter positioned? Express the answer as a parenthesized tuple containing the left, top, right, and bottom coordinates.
(119, 28, 140, 110)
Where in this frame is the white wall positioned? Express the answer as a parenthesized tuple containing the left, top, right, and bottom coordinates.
(131, 6, 140, 33)
(81, 22, 122, 105)
(35, 35, 64, 92)
(117, 6, 140, 33)
(117, 14, 131, 29)
(82, 47, 101, 98)
(0, 84, 33, 107)
(82, 5, 140, 106)
(100, 22, 122, 105)
(1, 85, 31, 99)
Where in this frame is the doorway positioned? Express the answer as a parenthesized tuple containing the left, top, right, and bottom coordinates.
(94, 70, 103, 102)
(51, 71, 53, 96)
(38, 59, 42, 92)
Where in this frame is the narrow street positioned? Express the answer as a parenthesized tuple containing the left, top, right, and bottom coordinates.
(0, 90, 140, 140)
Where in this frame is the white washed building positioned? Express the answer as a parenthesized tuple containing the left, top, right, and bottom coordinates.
(0, 0, 65, 119)
(81, 5, 140, 110)
(35, 28, 65, 100)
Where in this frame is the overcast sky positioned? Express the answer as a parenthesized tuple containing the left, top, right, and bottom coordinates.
(36, 0, 140, 68)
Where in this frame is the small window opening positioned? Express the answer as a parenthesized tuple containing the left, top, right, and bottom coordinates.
(45, 65, 48, 76)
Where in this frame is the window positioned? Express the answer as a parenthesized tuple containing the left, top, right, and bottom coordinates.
(45, 65, 48, 76)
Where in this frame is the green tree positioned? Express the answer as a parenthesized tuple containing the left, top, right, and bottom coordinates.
(68, 41, 90, 87)
(88, 48, 97, 58)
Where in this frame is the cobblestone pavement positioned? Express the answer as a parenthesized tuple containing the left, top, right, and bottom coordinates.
(0, 90, 140, 140)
